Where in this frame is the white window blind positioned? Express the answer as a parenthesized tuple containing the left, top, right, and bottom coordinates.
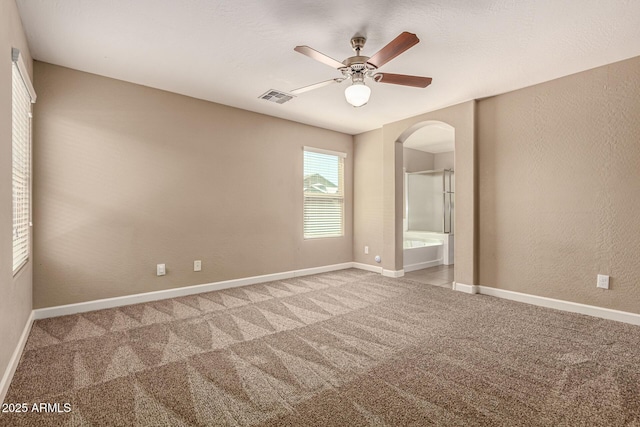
(303, 147, 345, 238)
(12, 48, 36, 274)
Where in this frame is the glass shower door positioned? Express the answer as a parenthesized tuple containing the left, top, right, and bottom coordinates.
(406, 169, 454, 234)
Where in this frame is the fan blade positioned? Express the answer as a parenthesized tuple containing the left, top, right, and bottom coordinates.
(294, 46, 346, 69)
(291, 78, 345, 94)
(373, 73, 432, 88)
(367, 32, 420, 69)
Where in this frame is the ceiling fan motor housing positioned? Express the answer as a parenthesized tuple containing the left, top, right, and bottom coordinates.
(341, 58, 376, 84)
(342, 56, 371, 69)
(341, 37, 378, 82)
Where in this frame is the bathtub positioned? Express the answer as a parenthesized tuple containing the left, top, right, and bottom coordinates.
(404, 238, 443, 249)
(403, 231, 454, 272)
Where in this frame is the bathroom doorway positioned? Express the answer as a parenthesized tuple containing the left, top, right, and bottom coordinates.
(401, 121, 455, 286)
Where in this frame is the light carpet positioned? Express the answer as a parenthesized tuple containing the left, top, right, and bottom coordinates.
(2, 269, 639, 426)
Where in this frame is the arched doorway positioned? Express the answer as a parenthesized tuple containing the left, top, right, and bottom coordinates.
(379, 101, 475, 291)
(398, 121, 455, 286)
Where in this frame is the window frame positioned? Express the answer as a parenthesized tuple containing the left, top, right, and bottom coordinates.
(11, 48, 36, 275)
(303, 146, 346, 240)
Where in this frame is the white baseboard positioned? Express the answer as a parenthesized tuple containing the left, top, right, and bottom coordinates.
(1, 311, 34, 405)
(294, 263, 354, 277)
(382, 269, 405, 278)
(452, 282, 479, 294)
(352, 262, 383, 274)
(34, 262, 354, 320)
(478, 286, 640, 326)
(403, 260, 442, 273)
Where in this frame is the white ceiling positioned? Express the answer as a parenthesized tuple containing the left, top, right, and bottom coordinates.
(16, 0, 640, 135)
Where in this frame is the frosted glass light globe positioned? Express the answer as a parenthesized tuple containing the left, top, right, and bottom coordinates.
(344, 82, 371, 107)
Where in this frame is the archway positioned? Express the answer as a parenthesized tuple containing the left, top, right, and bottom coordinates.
(399, 121, 456, 284)
(379, 101, 475, 290)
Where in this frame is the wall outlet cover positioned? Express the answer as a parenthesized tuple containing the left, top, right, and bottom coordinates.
(597, 274, 609, 289)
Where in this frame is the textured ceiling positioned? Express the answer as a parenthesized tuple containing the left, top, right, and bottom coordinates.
(16, 0, 640, 135)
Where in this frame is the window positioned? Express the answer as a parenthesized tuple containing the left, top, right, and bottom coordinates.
(12, 48, 36, 273)
(303, 147, 345, 238)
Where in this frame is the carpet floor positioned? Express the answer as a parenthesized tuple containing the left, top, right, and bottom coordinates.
(2, 269, 639, 426)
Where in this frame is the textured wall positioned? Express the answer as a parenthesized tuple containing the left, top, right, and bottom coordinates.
(353, 129, 383, 265)
(403, 147, 433, 172)
(434, 151, 454, 170)
(33, 62, 353, 308)
(0, 0, 33, 397)
(478, 55, 640, 314)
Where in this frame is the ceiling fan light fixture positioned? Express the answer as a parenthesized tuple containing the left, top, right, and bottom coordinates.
(344, 81, 371, 107)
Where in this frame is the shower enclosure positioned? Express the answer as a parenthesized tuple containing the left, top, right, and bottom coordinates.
(406, 169, 454, 234)
(403, 169, 454, 271)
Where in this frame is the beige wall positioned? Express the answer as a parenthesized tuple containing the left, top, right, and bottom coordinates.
(32, 62, 353, 308)
(403, 147, 433, 172)
(0, 0, 33, 397)
(478, 55, 640, 314)
(353, 129, 383, 265)
(434, 151, 454, 170)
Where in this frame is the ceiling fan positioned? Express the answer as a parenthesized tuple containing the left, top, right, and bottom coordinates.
(292, 32, 432, 107)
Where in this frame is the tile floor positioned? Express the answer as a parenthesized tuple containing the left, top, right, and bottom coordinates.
(403, 264, 454, 288)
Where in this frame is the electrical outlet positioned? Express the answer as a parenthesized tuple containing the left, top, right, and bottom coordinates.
(194, 260, 202, 272)
(157, 264, 166, 276)
(597, 274, 609, 289)
(364, 246, 369, 254)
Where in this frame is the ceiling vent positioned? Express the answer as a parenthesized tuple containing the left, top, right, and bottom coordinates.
(259, 89, 294, 104)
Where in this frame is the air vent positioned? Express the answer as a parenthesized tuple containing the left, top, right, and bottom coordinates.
(259, 89, 295, 104)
